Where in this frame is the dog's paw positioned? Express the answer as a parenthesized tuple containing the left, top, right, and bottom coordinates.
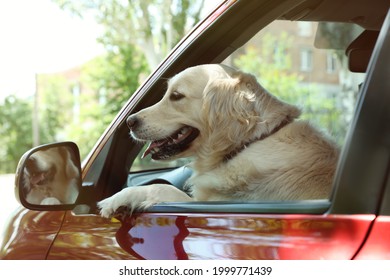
(97, 186, 157, 218)
(97, 188, 134, 218)
(97, 196, 117, 218)
(41, 197, 61, 205)
(97, 184, 193, 218)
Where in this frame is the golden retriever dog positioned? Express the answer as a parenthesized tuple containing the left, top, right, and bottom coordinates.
(98, 64, 339, 217)
(23, 146, 79, 205)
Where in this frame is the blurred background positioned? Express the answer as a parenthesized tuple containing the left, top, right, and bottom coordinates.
(0, 0, 218, 243)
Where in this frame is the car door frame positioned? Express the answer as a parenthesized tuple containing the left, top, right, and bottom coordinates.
(82, 1, 390, 217)
(51, 2, 390, 259)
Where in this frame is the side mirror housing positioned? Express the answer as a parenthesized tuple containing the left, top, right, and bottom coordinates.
(15, 142, 82, 211)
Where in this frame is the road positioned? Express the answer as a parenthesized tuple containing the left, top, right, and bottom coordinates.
(0, 174, 21, 246)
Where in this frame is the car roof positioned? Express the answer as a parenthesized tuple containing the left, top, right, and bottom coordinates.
(279, 0, 389, 30)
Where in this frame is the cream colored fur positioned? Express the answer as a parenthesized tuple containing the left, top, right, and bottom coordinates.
(98, 64, 339, 218)
(24, 147, 79, 205)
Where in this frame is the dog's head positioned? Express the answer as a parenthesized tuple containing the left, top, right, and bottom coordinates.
(23, 147, 79, 200)
(127, 64, 301, 163)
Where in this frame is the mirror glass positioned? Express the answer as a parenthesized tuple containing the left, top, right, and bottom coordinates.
(21, 145, 81, 205)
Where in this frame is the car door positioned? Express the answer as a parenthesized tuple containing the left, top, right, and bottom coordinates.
(347, 7, 390, 260)
(44, 2, 390, 260)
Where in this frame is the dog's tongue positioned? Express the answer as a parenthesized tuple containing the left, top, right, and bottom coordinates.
(142, 139, 169, 158)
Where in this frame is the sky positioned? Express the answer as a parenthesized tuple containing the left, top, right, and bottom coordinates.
(0, 0, 104, 99)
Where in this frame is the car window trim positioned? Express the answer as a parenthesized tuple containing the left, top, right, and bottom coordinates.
(329, 9, 390, 215)
(147, 200, 331, 214)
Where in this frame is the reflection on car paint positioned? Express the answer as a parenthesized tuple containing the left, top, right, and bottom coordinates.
(355, 216, 390, 259)
(115, 213, 374, 260)
(0, 210, 378, 260)
(46, 211, 138, 260)
(0, 207, 65, 259)
(117, 215, 189, 259)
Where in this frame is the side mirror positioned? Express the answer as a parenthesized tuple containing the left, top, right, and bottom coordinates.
(15, 142, 82, 211)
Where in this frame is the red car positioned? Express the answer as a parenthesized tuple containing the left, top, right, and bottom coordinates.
(1, 0, 390, 260)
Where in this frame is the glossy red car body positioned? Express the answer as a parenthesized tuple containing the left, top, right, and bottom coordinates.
(1, 209, 379, 260)
(1, 0, 390, 260)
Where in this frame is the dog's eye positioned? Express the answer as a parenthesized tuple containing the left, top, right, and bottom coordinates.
(170, 91, 185, 101)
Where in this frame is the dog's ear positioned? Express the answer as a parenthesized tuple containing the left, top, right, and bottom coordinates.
(204, 77, 254, 122)
(203, 71, 301, 141)
(202, 73, 261, 143)
(242, 71, 301, 137)
(58, 147, 80, 178)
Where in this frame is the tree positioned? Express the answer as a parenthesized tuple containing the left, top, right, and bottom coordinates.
(0, 96, 34, 173)
(81, 45, 148, 118)
(54, 0, 205, 69)
(52, 0, 208, 119)
(49, 0, 207, 158)
(234, 33, 306, 105)
(37, 73, 74, 141)
(0, 1, 211, 172)
(0, 89, 71, 173)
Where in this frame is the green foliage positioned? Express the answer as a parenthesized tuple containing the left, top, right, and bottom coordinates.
(54, 0, 205, 68)
(63, 45, 148, 159)
(83, 45, 148, 117)
(38, 74, 74, 141)
(47, 0, 206, 159)
(0, 92, 70, 173)
(0, 96, 33, 173)
(1, 0, 207, 172)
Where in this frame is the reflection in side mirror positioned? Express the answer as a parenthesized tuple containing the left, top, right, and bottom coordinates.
(16, 142, 81, 208)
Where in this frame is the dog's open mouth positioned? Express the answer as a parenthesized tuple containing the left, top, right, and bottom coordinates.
(142, 126, 200, 160)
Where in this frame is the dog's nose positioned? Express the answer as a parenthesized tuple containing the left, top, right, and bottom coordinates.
(126, 115, 139, 130)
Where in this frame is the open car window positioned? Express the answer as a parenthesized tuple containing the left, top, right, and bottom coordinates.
(129, 20, 365, 176)
(223, 20, 365, 146)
